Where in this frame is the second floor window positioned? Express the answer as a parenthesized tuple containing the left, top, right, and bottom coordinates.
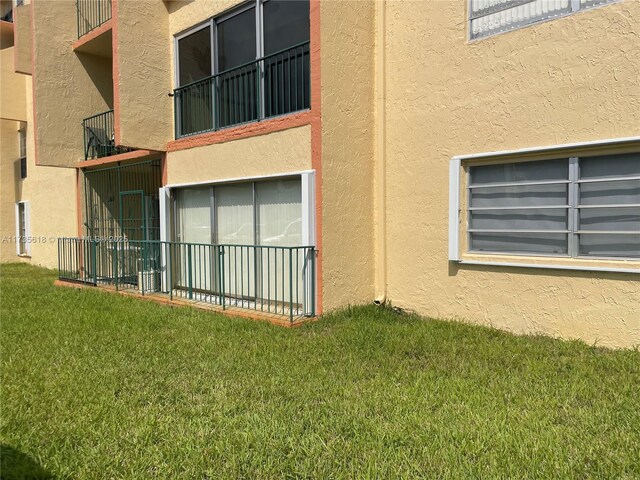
(469, 0, 618, 40)
(18, 123, 26, 179)
(174, 0, 310, 138)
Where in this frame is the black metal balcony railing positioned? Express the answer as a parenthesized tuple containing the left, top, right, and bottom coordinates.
(76, 0, 112, 38)
(82, 110, 131, 160)
(1, 5, 13, 22)
(58, 238, 316, 321)
(174, 41, 310, 139)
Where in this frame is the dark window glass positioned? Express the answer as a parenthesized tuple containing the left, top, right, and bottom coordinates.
(178, 26, 212, 86)
(263, 0, 310, 117)
(579, 152, 640, 179)
(263, 0, 309, 55)
(177, 27, 213, 136)
(470, 159, 569, 186)
(20, 157, 26, 179)
(216, 8, 256, 72)
(216, 7, 258, 128)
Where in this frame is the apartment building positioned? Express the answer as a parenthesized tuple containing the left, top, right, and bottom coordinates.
(0, 0, 26, 262)
(1, 0, 638, 346)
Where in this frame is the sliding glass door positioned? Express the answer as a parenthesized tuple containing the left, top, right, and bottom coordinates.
(256, 179, 303, 308)
(215, 184, 255, 301)
(175, 188, 213, 292)
(173, 178, 305, 308)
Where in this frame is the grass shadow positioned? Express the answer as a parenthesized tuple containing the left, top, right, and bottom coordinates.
(0, 445, 54, 480)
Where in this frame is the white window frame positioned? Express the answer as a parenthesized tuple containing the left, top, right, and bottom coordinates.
(468, 0, 620, 41)
(159, 170, 316, 287)
(173, 0, 277, 90)
(173, 20, 214, 89)
(449, 136, 640, 273)
(15, 201, 30, 257)
(173, 0, 310, 122)
(465, 157, 573, 259)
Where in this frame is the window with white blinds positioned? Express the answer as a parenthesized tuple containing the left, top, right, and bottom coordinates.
(174, 178, 304, 302)
(15, 201, 30, 256)
(467, 153, 640, 258)
(469, 0, 617, 39)
(175, 178, 302, 247)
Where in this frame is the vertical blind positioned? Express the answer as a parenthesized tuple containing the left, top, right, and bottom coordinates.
(257, 180, 302, 246)
(174, 178, 305, 304)
(469, 0, 615, 39)
(176, 188, 212, 244)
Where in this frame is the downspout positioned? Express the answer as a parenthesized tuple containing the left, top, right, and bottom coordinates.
(374, 0, 386, 305)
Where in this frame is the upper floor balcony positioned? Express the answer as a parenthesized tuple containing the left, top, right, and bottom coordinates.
(1, 0, 13, 23)
(173, 0, 310, 140)
(174, 42, 310, 139)
(76, 0, 111, 38)
(83, 109, 132, 160)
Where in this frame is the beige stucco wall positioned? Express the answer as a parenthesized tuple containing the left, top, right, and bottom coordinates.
(13, 3, 31, 75)
(32, 0, 112, 167)
(166, 125, 312, 185)
(319, 0, 376, 310)
(19, 81, 77, 267)
(0, 119, 22, 262)
(0, 36, 28, 263)
(0, 46, 26, 121)
(381, 0, 640, 348)
(115, 0, 172, 151)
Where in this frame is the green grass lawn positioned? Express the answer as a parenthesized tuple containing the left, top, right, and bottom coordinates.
(1, 263, 639, 479)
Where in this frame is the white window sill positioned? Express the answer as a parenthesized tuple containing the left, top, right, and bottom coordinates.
(453, 259, 640, 275)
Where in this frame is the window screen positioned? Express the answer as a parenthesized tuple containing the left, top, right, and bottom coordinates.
(577, 153, 640, 258)
(467, 153, 640, 259)
(469, 0, 616, 39)
(468, 159, 570, 255)
(263, 0, 309, 55)
(178, 26, 212, 86)
(216, 7, 256, 72)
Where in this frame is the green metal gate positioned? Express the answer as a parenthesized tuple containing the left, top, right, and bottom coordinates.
(82, 160, 162, 287)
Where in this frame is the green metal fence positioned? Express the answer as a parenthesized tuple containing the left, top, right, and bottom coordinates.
(76, 0, 112, 38)
(58, 238, 316, 321)
(174, 41, 310, 139)
(82, 110, 132, 160)
(82, 160, 162, 239)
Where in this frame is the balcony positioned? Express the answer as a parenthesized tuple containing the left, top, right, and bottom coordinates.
(76, 0, 111, 38)
(174, 41, 310, 139)
(1, 1, 12, 23)
(82, 110, 131, 160)
(58, 238, 316, 322)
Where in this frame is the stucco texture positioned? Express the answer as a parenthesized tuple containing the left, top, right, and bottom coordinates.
(381, 0, 640, 348)
(32, 0, 112, 167)
(13, 3, 31, 75)
(0, 38, 28, 263)
(115, 0, 172, 151)
(0, 46, 26, 121)
(165, 125, 312, 185)
(319, 0, 376, 310)
(1, 81, 77, 267)
(0, 119, 22, 262)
